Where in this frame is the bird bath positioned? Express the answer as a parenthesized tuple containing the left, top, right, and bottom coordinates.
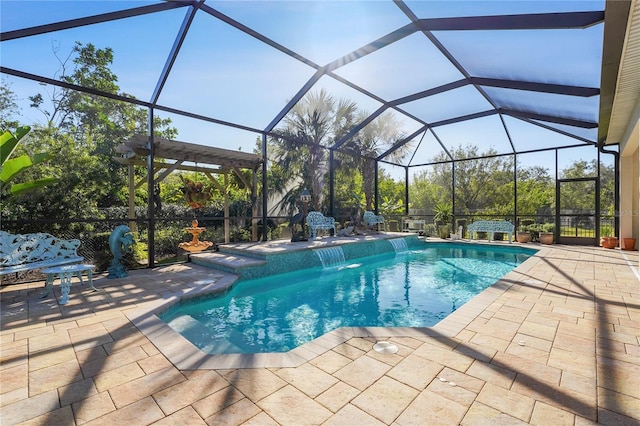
(179, 219, 213, 253)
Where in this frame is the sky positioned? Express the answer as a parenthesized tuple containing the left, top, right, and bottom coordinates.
(1, 0, 612, 178)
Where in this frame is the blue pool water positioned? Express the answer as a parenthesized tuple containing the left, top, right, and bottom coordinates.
(160, 243, 535, 354)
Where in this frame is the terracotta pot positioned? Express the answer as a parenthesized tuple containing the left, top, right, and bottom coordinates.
(516, 231, 530, 243)
(539, 232, 554, 245)
(600, 236, 618, 249)
(623, 238, 636, 251)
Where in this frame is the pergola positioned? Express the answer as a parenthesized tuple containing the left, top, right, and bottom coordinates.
(116, 135, 262, 243)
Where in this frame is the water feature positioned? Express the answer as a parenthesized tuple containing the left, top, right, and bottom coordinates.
(313, 246, 346, 268)
(388, 238, 408, 252)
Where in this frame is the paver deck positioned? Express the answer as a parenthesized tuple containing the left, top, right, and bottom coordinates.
(1, 238, 638, 425)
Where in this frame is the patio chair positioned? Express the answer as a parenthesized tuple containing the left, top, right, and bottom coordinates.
(363, 211, 385, 231)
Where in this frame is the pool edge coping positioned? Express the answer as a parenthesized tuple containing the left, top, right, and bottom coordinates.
(127, 242, 548, 370)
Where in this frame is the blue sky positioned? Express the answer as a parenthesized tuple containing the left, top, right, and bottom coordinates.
(1, 0, 611, 176)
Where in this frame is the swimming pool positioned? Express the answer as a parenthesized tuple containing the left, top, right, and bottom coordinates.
(160, 243, 535, 354)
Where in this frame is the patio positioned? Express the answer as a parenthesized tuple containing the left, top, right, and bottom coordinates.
(1, 240, 638, 425)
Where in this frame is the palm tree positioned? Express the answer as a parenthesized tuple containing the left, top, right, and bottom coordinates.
(345, 110, 409, 211)
(268, 89, 358, 214)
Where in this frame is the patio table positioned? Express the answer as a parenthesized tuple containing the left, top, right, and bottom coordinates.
(41, 263, 97, 305)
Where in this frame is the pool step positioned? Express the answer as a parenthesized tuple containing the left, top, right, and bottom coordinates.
(166, 314, 243, 354)
(189, 251, 267, 275)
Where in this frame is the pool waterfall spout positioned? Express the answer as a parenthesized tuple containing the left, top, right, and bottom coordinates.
(389, 238, 409, 252)
(313, 246, 346, 268)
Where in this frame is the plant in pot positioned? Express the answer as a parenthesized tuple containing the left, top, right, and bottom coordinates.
(433, 202, 452, 239)
(517, 219, 533, 243)
(538, 224, 554, 245)
(600, 234, 619, 249)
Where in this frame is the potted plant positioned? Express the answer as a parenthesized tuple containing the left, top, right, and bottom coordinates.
(517, 219, 533, 243)
(433, 202, 452, 239)
(180, 175, 213, 209)
(623, 237, 637, 250)
(539, 231, 554, 245)
(600, 236, 619, 249)
(516, 231, 531, 243)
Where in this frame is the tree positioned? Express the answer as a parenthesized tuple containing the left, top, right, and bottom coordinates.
(269, 89, 358, 213)
(1, 42, 176, 229)
(0, 79, 20, 131)
(345, 110, 408, 211)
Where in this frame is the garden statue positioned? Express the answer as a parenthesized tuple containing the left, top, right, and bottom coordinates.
(107, 225, 135, 279)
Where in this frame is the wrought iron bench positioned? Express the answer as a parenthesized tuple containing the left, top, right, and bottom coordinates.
(0, 231, 84, 276)
(363, 211, 386, 231)
(467, 220, 514, 243)
(306, 211, 336, 239)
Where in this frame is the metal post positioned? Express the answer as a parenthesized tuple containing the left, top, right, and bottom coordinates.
(146, 108, 155, 268)
(261, 133, 268, 241)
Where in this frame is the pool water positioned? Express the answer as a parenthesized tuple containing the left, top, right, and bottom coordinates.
(160, 243, 535, 354)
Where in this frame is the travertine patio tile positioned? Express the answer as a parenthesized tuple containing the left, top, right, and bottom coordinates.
(412, 342, 474, 372)
(506, 341, 550, 364)
(205, 397, 262, 426)
(512, 374, 596, 420)
(315, 381, 360, 413)
(477, 382, 534, 422)
(0, 385, 28, 407)
(75, 345, 108, 364)
(92, 361, 146, 392)
(389, 336, 423, 349)
(323, 403, 386, 426)
(58, 377, 98, 406)
(558, 321, 602, 341)
(596, 407, 640, 426)
(308, 349, 351, 374)
(333, 355, 391, 391)
(275, 363, 338, 398)
(554, 332, 596, 354)
(258, 385, 332, 425)
(466, 359, 515, 389)
(395, 389, 467, 426)
(26, 331, 72, 354)
(437, 367, 485, 393)
(29, 358, 83, 396)
(151, 406, 206, 426)
(0, 389, 60, 424)
(68, 323, 113, 351)
(425, 377, 476, 409)
(453, 339, 497, 363)
(0, 339, 27, 370)
(137, 353, 173, 374)
(530, 400, 576, 425)
(153, 370, 227, 415)
(13, 324, 54, 341)
(492, 352, 561, 385)
(518, 320, 557, 341)
(469, 332, 510, 352)
(83, 396, 164, 426)
(72, 391, 116, 424)
(597, 387, 640, 420)
(493, 306, 530, 323)
(560, 370, 597, 399)
(386, 354, 442, 390)
(108, 366, 185, 408)
(0, 362, 27, 396)
(102, 330, 151, 355)
(223, 368, 287, 402)
(548, 347, 596, 378)
(80, 345, 148, 378)
(351, 376, 418, 424)
(191, 386, 244, 419)
(461, 401, 528, 425)
(331, 342, 366, 360)
(241, 411, 279, 426)
(29, 346, 77, 371)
